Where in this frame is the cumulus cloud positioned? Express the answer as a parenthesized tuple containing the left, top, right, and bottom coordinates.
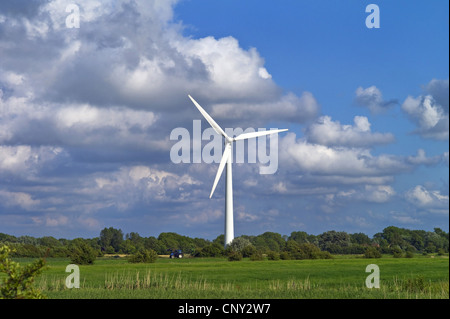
(83, 165, 201, 210)
(401, 79, 449, 140)
(210, 91, 320, 125)
(0, 0, 298, 114)
(0, 0, 316, 156)
(278, 131, 445, 194)
(306, 115, 394, 147)
(406, 149, 446, 166)
(0, 190, 40, 210)
(426, 79, 449, 113)
(405, 185, 449, 212)
(354, 86, 397, 114)
(323, 185, 395, 208)
(0, 145, 66, 178)
(390, 212, 421, 225)
(280, 133, 410, 178)
(0, 0, 448, 237)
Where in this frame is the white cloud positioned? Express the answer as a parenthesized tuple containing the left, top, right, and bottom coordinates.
(328, 185, 395, 205)
(355, 86, 397, 114)
(363, 185, 396, 203)
(237, 211, 259, 222)
(82, 165, 201, 210)
(406, 149, 443, 166)
(405, 185, 449, 211)
(0, 190, 40, 210)
(0, 145, 64, 177)
(280, 133, 409, 177)
(401, 79, 449, 140)
(345, 216, 371, 228)
(181, 209, 222, 225)
(174, 35, 278, 101)
(306, 115, 394, 147)
(210, 91, 319, 124)
(390, 212, 421, 225)
(426, 79, 449, 113)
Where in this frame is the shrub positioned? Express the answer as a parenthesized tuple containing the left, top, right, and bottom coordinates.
(241, 244, 257, 258)
(279, 251, 291, 260)
(284, 241, 331, 260)
(193, 244, 224, 257)
(227, 251, 242, 261)
(267, 251, 280, 261)
(0, 245, 46, 299)
(298, 243, 323, 259)
(320, 251, 333, 259)
(391, 246, 403, 258)
(364, 246, 381, 258)
(128, 249, 158, 263)
(249, 251, 263, 261)
(68, 240, 97, 265)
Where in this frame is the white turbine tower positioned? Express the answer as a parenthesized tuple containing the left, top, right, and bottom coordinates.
(188, 95, 288, 248)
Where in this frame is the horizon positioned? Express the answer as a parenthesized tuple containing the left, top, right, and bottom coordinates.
(1, 225, 446, 242)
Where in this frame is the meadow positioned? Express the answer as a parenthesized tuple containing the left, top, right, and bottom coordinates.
(26, 254, 449, 299)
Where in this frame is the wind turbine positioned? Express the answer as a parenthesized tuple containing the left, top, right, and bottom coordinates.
(188, 95, 288, 248)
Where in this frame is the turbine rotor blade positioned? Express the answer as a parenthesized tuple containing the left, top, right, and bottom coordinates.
(234, 129, 288, 141)
(210, 143, 231, 198)
(188, 95, 230, 140)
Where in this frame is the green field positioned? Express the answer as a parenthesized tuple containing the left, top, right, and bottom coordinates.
(16, 255, 450, 299)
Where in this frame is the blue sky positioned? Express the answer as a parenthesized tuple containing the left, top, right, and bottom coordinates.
(0, 0, 448, 240)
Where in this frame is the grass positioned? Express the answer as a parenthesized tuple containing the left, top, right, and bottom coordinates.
(10, 255, 450, 299)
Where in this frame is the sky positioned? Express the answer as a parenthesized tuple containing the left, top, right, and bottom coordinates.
(0, 0, 448, 240)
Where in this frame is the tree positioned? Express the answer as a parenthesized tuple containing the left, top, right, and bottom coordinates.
(143, 236, 166, 254)
(434, 228, 448, 240)
(289, 231, 309, 244)
(99, 227, 124, 253)
(119, 240, 137, 254)
(69, 239, 97, 265)
(124, 232, 144, 252)
(0, 245, 46, 299)
(229, 237, 252, 253)
(350, 233, 372, 245)
(318, 231, 351, 253)
(37, 236, 62, 248)
(158, 232, 196, 254)
(212, 234, 224, 247)
(381, 226, 406, 248)
(257, 232, 286, 252)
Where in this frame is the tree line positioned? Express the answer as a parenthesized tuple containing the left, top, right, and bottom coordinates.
(0, 226, 448, 260)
